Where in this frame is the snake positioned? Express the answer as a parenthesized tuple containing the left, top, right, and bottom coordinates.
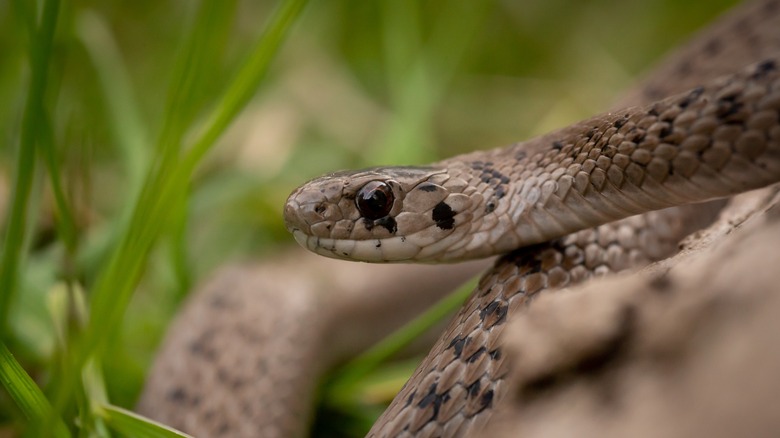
(282, 0, 780, 436)
(137, 1, 780, 436)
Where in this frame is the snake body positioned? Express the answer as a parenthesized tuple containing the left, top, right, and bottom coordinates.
(283, 1, 780, 435)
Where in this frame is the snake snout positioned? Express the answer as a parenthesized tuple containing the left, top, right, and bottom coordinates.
(282, 201, 302, 233)
(284, 187, 343, 238)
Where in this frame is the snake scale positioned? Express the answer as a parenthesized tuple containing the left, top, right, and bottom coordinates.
(283, 0, 780, 436)
(140, 0, 780, 436)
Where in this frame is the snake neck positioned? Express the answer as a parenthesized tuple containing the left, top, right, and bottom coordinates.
(431, 58, 780, 261)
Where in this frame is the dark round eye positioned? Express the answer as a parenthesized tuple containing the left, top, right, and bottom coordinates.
(356, 181, 394, 220)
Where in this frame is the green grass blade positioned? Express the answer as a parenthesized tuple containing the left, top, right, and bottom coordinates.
(75, 11, 152, 274)
(81, 358, 190, 437)
(76, 10, 150, 191)
(37, 104, 79, 254)
(82, 0, 309, 359)
(182, 0, 309, 171)
(98, 405, 193, 438)
(156, 0, 238, 164)
(0, 342, 70, 438)
(374, 0, 489, 165)
(0, 0, 59, 334)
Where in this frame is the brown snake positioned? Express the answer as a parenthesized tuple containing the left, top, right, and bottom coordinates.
(139, 1, 780, 436)
(283, 0, 780, 436)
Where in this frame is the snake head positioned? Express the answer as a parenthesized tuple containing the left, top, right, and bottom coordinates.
(284, 166, 479, 262)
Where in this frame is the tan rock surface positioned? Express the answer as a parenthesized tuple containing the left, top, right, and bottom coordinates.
(487, 186, 780, 438)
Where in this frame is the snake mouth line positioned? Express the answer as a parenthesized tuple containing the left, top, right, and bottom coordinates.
(291, 229, 422, 262)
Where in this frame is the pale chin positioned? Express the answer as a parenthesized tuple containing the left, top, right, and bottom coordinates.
(291, 229, 422, 263)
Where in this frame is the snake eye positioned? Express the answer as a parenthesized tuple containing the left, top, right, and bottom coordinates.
(356, 181, 394, 220)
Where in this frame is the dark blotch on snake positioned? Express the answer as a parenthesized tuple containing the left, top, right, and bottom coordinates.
(363, 216, 398, 234)
(417, 183, 439, 192)
(480, 300, 508, 328)
(467, 347, 487, 363)
(467, 380, 481, 397)
(377, 216, 397, 234)
(716, 99, 743, 119)
(752, 59, 777, 78)
(477, 390, 494, 414)
(208, 294, 233, 309)
(418, 383, 448, 421)
(678, 86, 704, 108)
(188, 337, 217, 361)
(167, 387, 188, 403)
(404, 391, 416, 408)
(432, 201, 455, 230)
(448, 335, 467, 359)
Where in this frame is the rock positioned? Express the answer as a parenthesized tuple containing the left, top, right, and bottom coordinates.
(487, 186, 780, 438)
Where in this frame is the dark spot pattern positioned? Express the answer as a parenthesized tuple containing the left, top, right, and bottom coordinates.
(467, 347, 487, 363)
(405, 391, 416, 408)
(470, 160, 511, 212)
(467, 380, 481, 397)
(716, 97, 743, 120)
(363, 216, 398, 234)
(678, 86, 704, 108)
(448, 335, 467, 359)
(752, 59, 777, 79)
(417, 383, 449, 421)
(613, 115, 629, 129)
(479, 390, 494, 412)
(168, 387, 188, 403)
(417, 183, 439, 192)
(479, 300, 508, 328)
(432, 202, 456, 230)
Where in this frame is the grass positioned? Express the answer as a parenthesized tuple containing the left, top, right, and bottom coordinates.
(0, 0, 739, 436)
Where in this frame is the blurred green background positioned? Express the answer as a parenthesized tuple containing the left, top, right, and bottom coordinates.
(0, 0, 740, 435)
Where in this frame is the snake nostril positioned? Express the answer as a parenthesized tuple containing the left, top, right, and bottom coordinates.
(315, 203, 327, 215)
